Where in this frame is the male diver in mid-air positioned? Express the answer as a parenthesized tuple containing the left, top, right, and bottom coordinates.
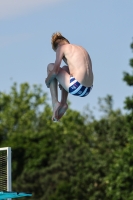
(45, 32, 93, 121)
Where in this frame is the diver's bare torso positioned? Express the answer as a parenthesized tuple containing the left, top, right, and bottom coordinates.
(61, 44, 93, 87)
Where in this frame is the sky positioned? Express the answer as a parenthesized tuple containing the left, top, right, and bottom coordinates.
(0, 0, 133, 118)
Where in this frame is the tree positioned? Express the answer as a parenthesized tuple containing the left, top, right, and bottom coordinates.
(0, 82, 92, 200)
(105, 38, 133, 200)
(0, 82, 129, 200)
(123, 38, 133, 120)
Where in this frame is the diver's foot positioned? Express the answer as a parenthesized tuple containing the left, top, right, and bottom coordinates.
(52, 101, 61, 122)
(56, 103, 68, 120)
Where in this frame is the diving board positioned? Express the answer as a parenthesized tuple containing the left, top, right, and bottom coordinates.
(0, 191, 32, 199)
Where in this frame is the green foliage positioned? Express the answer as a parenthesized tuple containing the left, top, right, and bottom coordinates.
(98, 95, 113, 116)
(105, 134, 133, 200)
(123, 40, 133, 87)
(123, 39, 133, 124)
(0, 82, 129, 200)
(104, 38, 133, 200)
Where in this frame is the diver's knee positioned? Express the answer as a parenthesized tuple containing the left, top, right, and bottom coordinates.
(47, 63, 54, 73)
(62, 65, 70, 73)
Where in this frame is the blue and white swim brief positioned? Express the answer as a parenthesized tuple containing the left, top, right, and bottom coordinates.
(69, 76, 93, 97)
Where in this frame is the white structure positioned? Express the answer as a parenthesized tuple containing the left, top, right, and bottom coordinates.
(0, 147, 12, 200)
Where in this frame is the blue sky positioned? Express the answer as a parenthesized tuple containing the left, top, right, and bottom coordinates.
(0, 0, 133, 118)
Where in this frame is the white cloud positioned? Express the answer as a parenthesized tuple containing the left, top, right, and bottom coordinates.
(0, 0, 62, 20)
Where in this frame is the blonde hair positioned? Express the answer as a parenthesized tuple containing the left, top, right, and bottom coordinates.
(51, 32, 70, 51)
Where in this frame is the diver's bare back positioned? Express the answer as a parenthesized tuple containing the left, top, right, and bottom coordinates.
(63, 44, 93, 87)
